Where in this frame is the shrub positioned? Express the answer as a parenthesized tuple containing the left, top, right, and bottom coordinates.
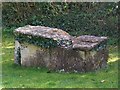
(2, 2, 118, 43)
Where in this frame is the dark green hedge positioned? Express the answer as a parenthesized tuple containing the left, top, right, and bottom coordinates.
(2, 2, 118, 42)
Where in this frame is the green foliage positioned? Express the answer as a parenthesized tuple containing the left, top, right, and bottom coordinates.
(14, 31, 73, 48)
(14, 32, 58, 48)
(2, 2, 118, 45)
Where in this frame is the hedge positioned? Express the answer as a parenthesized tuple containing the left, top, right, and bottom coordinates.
(2, 2, 118, 40)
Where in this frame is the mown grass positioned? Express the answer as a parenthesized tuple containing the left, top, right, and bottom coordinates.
(1, 29, 119, 88)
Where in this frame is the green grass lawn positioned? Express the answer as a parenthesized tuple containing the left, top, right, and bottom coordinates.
(1, 29, 119, 88)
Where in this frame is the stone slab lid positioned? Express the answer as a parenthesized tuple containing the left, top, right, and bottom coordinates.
(72, 35, 108, 51)
(14, 25, 72, 40)
(15, 25, 108, 50)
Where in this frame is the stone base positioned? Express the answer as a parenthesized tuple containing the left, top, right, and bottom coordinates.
(15, 40, 108, 72)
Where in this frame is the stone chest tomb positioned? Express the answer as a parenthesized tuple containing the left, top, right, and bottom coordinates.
(14, 25, 108, 72)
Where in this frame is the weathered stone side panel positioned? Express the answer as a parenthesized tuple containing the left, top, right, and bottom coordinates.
(21, 43, 50, 67)
(15, 41, 108, 72)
